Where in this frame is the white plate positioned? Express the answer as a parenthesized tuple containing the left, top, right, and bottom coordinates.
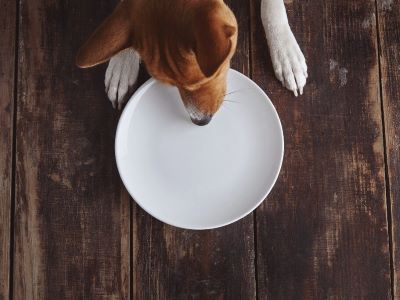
(115, 69, 284, 230)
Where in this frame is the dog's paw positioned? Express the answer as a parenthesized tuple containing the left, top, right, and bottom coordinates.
(266, 25, 307, 96)
(105, 48, 140, 109)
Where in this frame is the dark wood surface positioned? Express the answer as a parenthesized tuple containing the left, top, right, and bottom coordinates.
(13, 0, 129, 298)
(377, 0, 400, 298)
(251, 0, 392, 298)
(1, 0, 398, 299)
(0, 1, 16, 299)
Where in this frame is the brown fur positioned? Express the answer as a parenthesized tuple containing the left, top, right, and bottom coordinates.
(76, 0, 238, 117)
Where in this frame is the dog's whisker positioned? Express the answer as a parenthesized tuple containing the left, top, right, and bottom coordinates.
(224, 99, 240, 103)
(224, 87, 256, 97)
(224, 91, 239, 97)
(221, 104, 233, 111)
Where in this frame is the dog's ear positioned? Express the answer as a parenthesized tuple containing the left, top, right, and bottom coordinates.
(76, 1, 132, 68)
(192, 2, 237, 77)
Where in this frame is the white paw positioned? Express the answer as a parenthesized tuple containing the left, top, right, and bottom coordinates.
(105, 48, 140, 110)
(266, 25, 308, 96)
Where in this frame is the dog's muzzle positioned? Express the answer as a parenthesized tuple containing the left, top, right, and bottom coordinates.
(190, 115, 212, 126)
(185, 103, 212, 126)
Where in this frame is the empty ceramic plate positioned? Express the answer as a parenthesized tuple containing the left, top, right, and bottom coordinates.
(115, 69, 284, 229)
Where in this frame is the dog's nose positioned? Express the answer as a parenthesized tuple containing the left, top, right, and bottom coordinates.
(191, 115, 212, 126)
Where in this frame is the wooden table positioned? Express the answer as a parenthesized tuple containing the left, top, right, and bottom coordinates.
(1, 0, 399, 298)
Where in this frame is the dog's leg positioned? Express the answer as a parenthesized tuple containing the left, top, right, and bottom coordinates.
(261, 0, 307, 96)
(105, 48, 140, 109)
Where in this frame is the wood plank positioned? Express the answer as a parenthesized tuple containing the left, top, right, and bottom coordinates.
(0, 0, 16, 299)
(377, 0, 400, 297)
(13, 0, 130, 298)
(132, 1, 256, 299)
(250, 0, 392, 298)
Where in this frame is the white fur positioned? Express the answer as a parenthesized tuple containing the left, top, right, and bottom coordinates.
(104, 48, 140, 109)
(104, 0, 307, 107)
(186, 103, 206, 122)
(261, 0, 307, 96)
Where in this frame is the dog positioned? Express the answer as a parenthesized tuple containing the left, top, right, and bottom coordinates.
(76, 0, 307, 126)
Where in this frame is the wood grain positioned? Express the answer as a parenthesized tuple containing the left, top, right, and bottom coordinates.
(250, 0, 392, 298)
(377, 0, 400, 297)
(0, 0, 16, 299)
(131, 1, 256, 299)
(9, 0, 398, 297)
(13, 0, 130, 298)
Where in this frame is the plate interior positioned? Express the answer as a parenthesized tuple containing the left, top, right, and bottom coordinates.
(115, 69, 284, 229)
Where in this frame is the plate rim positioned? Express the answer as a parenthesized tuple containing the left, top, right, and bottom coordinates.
(115, 68, 284, 230)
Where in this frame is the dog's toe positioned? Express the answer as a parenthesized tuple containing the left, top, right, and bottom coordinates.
(282, 64, 298, 96)
(106, 62, 121, 108)
(293, 64, 306, 95)
(104, 48, 140, 109)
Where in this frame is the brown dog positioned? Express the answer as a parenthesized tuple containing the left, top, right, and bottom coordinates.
(77, 0, 307, 125)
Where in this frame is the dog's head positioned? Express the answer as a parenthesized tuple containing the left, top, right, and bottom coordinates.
(76, 0, 237, 125)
